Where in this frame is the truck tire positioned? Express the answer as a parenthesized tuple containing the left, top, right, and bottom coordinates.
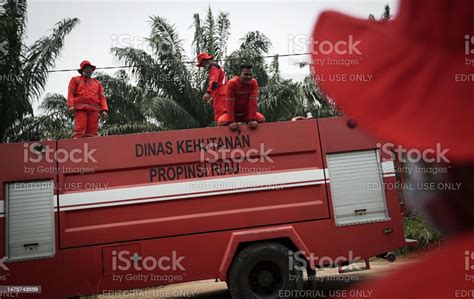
(227, 242, 304, 299)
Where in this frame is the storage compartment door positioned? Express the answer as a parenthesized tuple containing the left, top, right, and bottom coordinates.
(327, 150, 389, 226)
(5, 180, 55, 261)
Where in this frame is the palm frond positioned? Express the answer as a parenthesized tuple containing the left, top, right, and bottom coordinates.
(225, 31, 271, 85)
(191, 13, 203, 55)
(95, 72, 147, 124)
(150, 96, 201, 130)
(239, 31, 271, 55)
(216, 11, 230, 62)
(110, 47, 158, 89)
(148, 15, 185, 64)
(101, 122, 160, 136)
(147, 16, 195, 104)
(23, 18, 79, 101)
(202, 6, 218, 57)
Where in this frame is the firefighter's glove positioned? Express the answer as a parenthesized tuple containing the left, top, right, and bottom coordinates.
(202, 93, 212, 104)
(229, 122, 239, 131)
(248, 121, 259, 130)
(67, 107, 75, 118)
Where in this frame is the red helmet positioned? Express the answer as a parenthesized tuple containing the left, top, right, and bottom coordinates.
(78, 60, 96, 73)
(196, 53, 214, 67)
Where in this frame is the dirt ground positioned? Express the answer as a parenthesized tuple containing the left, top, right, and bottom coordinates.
(95, 253, 426, 299)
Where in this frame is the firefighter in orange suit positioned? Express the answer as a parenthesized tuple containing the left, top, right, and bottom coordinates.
(67, 60, 108, 138)
(196, 53, 226, 121)
(218, 64, 265, 130)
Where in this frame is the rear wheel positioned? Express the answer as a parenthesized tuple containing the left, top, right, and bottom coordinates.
(227, 242, 304, 299)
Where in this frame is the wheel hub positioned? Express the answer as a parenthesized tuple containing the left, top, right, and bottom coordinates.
(257, 270, 274, 287)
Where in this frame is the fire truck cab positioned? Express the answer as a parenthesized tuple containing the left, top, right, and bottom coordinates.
(0, 117, 412, 298)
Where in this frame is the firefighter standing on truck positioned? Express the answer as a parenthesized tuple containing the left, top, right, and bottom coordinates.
(196, 52, 226, 122)
(218, 64, 265, 130)
(67, 60, 108, 138)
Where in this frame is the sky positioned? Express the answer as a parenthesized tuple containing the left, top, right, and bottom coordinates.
(25, 0, 399, 113)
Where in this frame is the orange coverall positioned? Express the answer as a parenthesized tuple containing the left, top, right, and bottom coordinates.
(67, 75, 108, 138)
(207, 64, 226, 121)
(218, 77, 265, 125)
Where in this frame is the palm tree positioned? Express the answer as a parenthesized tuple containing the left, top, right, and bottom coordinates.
(224, 31, 271, 87)
(258, 57, 340, 121)
(192, 8, 231, 62)
(6, 70, 160, 142)
(94, 70, 160, 135)
(258, 56, 301, 121)
(112, 15, 213, 130)
(4, 93, 73, 141)
(10, 5, 339, 141)
(298, 74, 341, 118)
(369, 4, 392, 21)
(0, 0, 79, 142)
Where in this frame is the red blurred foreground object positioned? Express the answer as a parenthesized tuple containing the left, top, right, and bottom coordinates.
(311, 0, 474, 161)
(344, 230, 474, 299)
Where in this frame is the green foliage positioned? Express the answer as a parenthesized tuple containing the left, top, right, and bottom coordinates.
(3, 5, 340, 142)
(5, 93, 73, 141)
(0, 0, 79, 142)
(224, 31, 271, 86)
(369, 4, 392, 21)
(396, 214, 442, 255)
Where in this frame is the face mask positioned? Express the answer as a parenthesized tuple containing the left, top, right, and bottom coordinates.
(83, 72, 92, 78)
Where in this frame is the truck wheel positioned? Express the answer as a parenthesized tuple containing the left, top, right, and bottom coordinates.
(384, 252, 397, 262)
(227, 242, 304, 299)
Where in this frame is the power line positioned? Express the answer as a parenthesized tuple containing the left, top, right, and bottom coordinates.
(47, 52, 312, 73)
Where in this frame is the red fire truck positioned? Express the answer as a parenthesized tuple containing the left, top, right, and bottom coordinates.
(0, 117, 413, 298)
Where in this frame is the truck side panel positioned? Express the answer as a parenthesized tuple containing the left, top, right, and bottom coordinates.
(0, 141, 63, 298)
(62, 219, 405, 298)
(57, 121, 329, 248)
(317, 117, 406, 250)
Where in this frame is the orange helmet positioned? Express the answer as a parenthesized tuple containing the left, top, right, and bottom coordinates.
(78, 60, 96, 73)
(196, 53, 214, 67)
